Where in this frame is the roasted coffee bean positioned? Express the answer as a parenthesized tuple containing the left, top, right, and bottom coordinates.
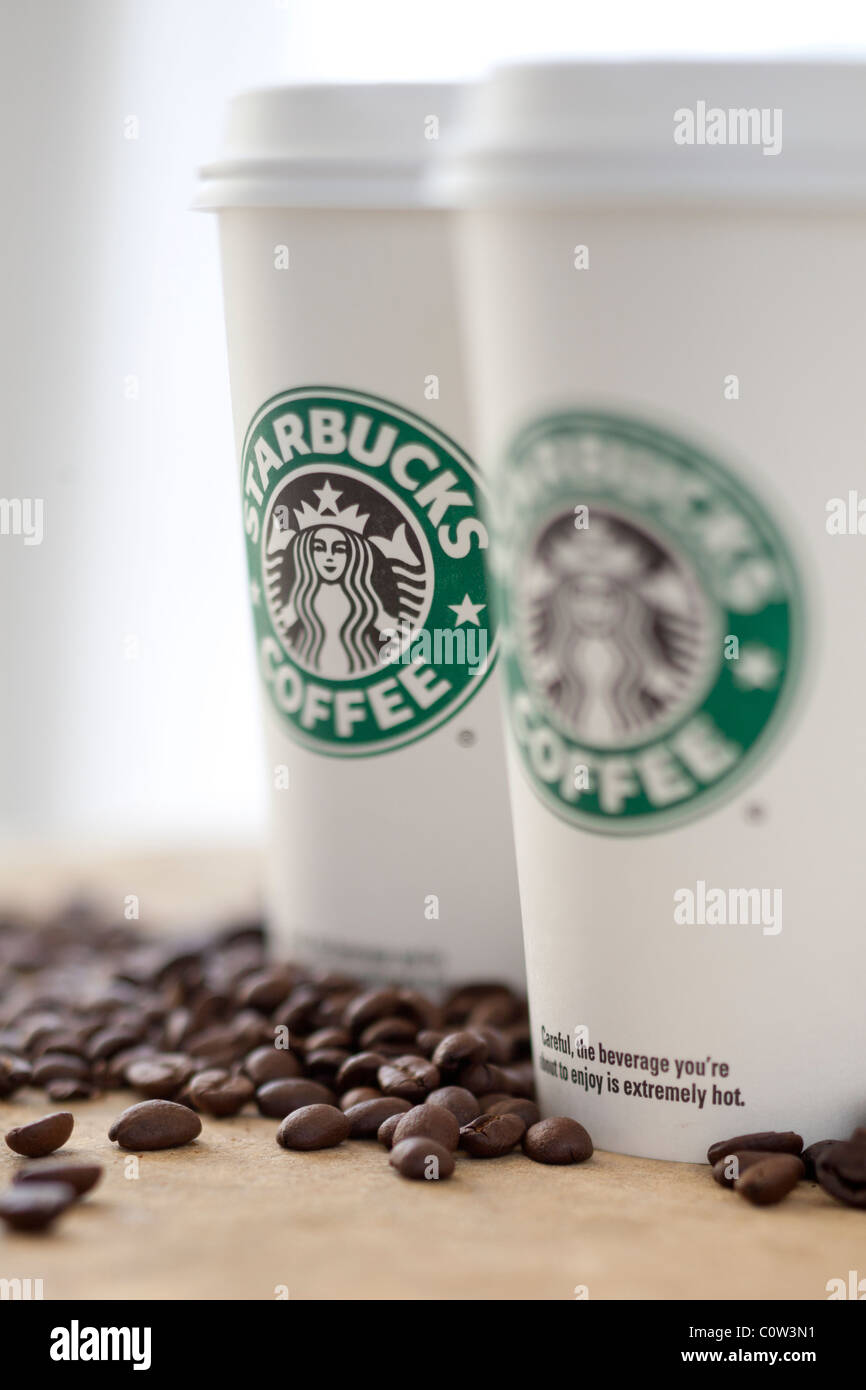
(273, 986, 321, 1033)
(256, 1078, 336, 1119)
(46, 1079, 95, 1102)
(374, 1039, 422, 1059)
(0, 1054, 31, 1097)
(125, 1055, 193, 1099)
(335, 1051, 387, 1093)
(394, 988, 441, 1031)
(189, 1069, 254, 1117)
(303, 1027, 351, 1053)
(488, 1097, 541, 1128)
(185, 1023, 246, 1068)
(415, 1029, 448, 1059)
(105, 1044, 156, 1087)
(312, 971, 357, 995)
(468, 991, 519, 1028)
(311, 995, 351, 1030)
(214, 917, 267, 952)
(31, 1030, 89, 1058)
(242, 1045, 301, 1085)
(344, 1097, 412, 1138)
(359, 1017, 418, 1050)
(443, 982, 508, 1023)
(339, 1087, 381, 1110)
(30, 1052, 90, 1086)
(816, 1140, 866, 1208)
(86, 1026, 143, 1061)
(432, 1030, 488, 1071)
(276, 1103, 350, 1151)
(14, 1161, 103, 1198)
(501, 1062, 535, 1099)
(149, 943, 203, 989)
(736, 1154, 805, 1205)
(235, 967, 294, 1012)
(18, 1013, 65, 1051)
(343, 988, 401, 1035)
(389, 1137, 455, 1180)
(523, 1117, 593, 1165)
(108, 1099, 201, 1150)
(467, 1025, 510, 1065)
(5, 1111, 74, 1158)
(162, 1007, 194, 1050)
(457, 1062, 511, 1097)
(427, 1086, 481, 1127)
(707, 1130, 803, 1166)
(459, 1111, 525, 1158)
(378, 1055, 440, 1102)
(392, 1103, 460, 1152)
(800, 1140, 842, 1182)
(0, 1182, 77, 1232)
(712, 1150, 782, 1188)
(231, 1010, 273, 1049)
(849, 1127, 866, 1146)
(304, 1048, 350, 1084)
(377, 1112, 404, 1148)
(502, 1022, 532, 1061)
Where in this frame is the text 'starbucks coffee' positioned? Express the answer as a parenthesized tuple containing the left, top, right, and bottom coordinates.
(443, 62, 866, 1158)
(196, 85, 523, 991)
(244, 389, 492, 752)
(499, 411, 803, 832)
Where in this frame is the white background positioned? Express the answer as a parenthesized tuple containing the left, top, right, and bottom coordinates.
(1, 0, 863, 844)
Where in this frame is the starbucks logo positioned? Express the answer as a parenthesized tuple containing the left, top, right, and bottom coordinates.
(242, 388, 494, 755)
(520, 508, 720, 750)
(497, 412, 804, 833)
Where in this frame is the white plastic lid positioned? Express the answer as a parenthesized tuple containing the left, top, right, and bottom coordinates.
(436, 61, 866, 206)
(194, 82, 462, 210)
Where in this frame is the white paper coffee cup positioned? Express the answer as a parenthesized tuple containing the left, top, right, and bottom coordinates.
(441, 61, 866, 1157)
(196, 84, 524, 992)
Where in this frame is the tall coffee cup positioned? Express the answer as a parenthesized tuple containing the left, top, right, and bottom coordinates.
(442, 61, 866, 1156)
(196, 84, 524, 991)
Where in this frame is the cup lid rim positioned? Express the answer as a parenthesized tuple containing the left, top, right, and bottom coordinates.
(432, 58, 866, 207)
(194, 81, 462, 211)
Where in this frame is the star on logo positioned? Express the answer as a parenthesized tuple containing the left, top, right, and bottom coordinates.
(313, 479, 343, 514)
(732, 644, 781, 691)
(249, 579, 261, 606)
(449, 594, 486, 626)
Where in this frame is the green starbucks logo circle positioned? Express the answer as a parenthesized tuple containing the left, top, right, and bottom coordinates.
(496, 411, 804, 833)
(242, 388, 495, 756)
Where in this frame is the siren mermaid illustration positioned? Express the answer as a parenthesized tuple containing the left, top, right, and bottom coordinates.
(522, 511, 714, 747)
(264, 477, 430, 680)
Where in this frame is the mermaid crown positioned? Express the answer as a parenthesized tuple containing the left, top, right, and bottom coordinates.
(294, 480, 369, 534)
(268, 481, 369, 553)
(548, 525, 643, 579)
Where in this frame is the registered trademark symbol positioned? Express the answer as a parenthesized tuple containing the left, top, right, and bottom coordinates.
(457, 729, 477, 748)
(744, 803, 768, 824)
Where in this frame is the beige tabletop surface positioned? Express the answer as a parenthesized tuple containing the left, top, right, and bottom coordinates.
(0, 843, 863, 1302)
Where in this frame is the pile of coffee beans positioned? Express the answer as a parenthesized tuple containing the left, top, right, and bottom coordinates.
(0, 905, 593, 1226)
(707, 1128, 866, 1208)
(3, 905, 863, 1224)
